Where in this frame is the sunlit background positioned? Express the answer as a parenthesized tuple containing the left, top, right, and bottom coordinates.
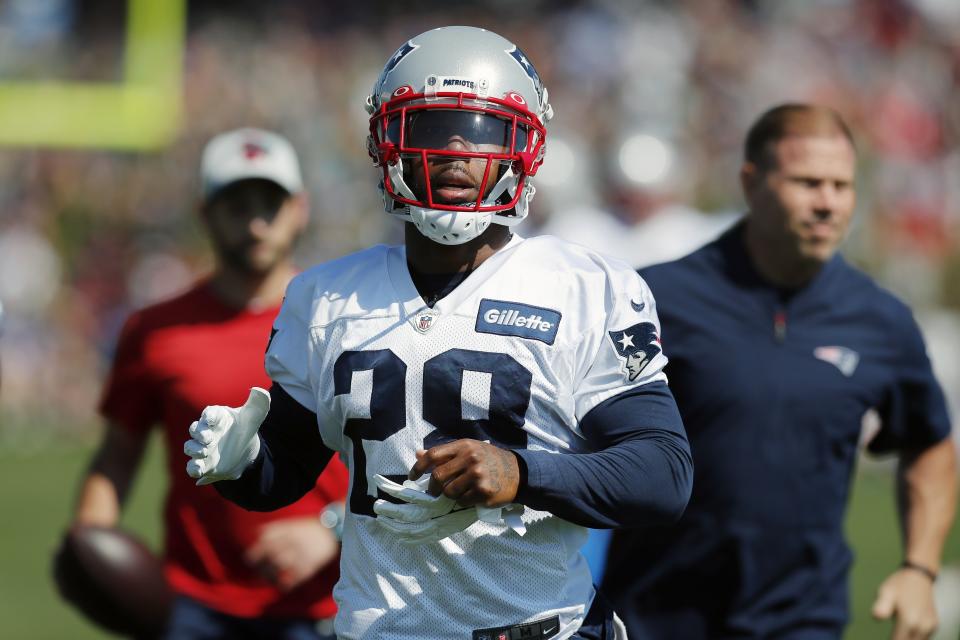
(0, 1, 958, 638)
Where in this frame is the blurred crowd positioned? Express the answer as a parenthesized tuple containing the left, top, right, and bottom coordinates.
(1, 0, 960, 437)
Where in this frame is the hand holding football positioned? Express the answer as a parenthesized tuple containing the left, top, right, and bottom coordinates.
(53, 525, 172, 638)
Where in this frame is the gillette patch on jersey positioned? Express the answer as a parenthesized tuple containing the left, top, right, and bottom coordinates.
(476, 299, 561, 345)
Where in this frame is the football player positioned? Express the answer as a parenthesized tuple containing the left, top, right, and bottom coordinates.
(185, 27, 693, 640)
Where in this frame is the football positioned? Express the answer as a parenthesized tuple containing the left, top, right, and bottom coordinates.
(53, 525, 172, 638)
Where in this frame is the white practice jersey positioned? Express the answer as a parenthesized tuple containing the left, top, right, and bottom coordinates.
(266, 234, 667, 639)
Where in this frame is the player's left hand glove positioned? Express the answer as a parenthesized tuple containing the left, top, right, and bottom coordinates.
(372, 474, 480, 544)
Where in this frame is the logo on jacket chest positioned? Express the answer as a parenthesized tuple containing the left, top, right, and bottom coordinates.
(813, 345, 860, 377)
(475, 299, 561, 345)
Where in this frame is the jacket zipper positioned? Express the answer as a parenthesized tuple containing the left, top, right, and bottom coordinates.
(774, 308, 787, 342)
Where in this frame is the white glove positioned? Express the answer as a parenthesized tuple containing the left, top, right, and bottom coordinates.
(184, 387, 270, 486)
(372, 474, 480, 544)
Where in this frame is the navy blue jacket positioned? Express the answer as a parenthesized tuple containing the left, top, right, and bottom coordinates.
(603, 222, 951, 638)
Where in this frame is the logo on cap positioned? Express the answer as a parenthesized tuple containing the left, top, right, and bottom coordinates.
(243, 142, 268, 160)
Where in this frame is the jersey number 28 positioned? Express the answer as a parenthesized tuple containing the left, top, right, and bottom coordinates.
(334, 348, 532, 516)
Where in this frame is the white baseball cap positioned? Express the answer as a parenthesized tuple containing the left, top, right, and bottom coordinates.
(200, 128, 304, 200)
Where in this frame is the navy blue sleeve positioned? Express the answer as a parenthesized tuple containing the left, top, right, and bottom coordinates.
(868, 306, 952, 455)
(215, 383, 334, 511)
(513, 381, 693, 528)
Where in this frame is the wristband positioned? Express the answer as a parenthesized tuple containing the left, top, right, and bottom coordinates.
(319, 502, 345, 543)
(900, 560, 937, 582)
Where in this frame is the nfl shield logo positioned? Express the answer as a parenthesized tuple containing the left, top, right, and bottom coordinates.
(413, 309, 438, 333)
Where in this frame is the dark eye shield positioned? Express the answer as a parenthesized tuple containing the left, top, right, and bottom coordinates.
(387, 110, 528, 151)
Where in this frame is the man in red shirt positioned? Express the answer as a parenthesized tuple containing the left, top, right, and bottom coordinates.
(69, 128, 348, 639)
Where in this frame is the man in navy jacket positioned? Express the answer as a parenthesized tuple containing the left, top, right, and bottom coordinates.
(603, 104, 956, 640)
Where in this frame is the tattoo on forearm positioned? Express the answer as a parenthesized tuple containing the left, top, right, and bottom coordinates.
(487, 448, 516, 498)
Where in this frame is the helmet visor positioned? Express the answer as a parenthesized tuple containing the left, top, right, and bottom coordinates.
(387, 109, 528, 153)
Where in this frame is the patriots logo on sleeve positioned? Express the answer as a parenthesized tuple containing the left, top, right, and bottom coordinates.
(608, 322, 661, 381)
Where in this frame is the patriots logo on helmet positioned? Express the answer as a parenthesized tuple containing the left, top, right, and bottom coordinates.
(507, 45, 544, 104)
(608, 322, 661, 381)
(375, 41, 418, 97)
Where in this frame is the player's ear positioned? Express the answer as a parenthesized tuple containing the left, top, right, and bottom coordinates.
(740, 161, 760, 200)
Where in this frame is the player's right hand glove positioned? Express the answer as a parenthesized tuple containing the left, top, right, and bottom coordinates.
(372, 474, 481, 544)
(184, 387, 270, 486)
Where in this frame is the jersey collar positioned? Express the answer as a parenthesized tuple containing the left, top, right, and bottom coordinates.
(386, 234, 526, 323)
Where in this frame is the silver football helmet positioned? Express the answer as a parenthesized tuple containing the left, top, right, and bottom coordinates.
(366, 26, 553, 245)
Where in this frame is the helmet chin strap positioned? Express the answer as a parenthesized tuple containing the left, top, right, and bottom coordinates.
(387, 159, 419, 210)
(500, 181, 534, 226)
(382, 156, 531, 245)
(407, 205, 494, 245)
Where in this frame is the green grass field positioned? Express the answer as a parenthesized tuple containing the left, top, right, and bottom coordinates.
(0, 435, 167, 640)
(1, 437, 956, 639)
